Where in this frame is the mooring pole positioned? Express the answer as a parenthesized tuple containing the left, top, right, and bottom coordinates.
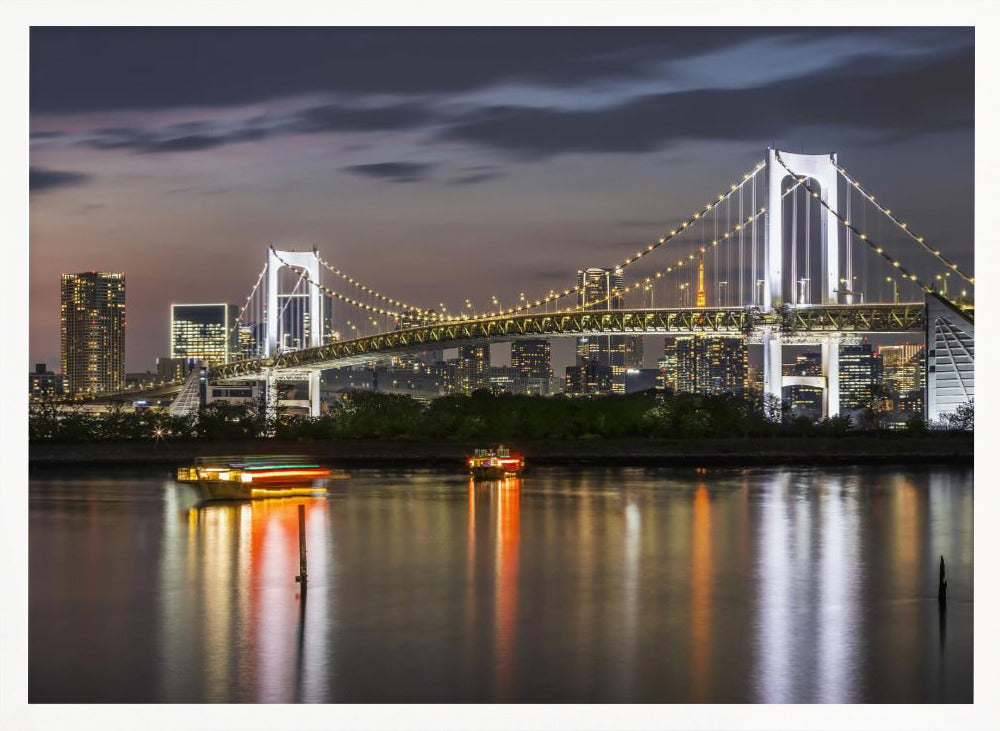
(938, 555, 947, 605)
(295, 504, 308, 586)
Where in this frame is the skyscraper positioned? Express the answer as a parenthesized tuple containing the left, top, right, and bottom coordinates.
(170, 303, 239, 365)
(840, 343, 882, 412)
(61, 271, 125, 395)
(456, 344, 490, 394)
(660, 335, 747, 396)
(577, 267, 626, 394)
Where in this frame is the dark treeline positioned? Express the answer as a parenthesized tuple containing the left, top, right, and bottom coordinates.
(29, 390, 973, 443)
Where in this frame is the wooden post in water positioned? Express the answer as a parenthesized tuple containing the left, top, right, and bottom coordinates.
(938, 555, 947, 605)
(295, 504, 308, 586)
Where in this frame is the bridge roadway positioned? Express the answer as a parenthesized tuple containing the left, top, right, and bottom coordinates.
(212, 302, 926, 382)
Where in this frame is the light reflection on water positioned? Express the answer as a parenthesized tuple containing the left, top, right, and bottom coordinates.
(29, 465, 972, 703)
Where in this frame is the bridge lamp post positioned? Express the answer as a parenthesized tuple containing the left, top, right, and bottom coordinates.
(886, 276, 899, 304)
(935, 273, 950, 297)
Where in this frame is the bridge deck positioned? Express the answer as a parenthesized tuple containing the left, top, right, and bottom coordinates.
(212, 303, 926, 380)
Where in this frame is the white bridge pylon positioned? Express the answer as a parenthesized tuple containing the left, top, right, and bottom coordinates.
(265, 246, 323, 417)
(763, 148, 842, 418)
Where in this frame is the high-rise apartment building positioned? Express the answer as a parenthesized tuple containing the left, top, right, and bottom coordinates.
(61, 271, 125, 395)
(577, 267, 626, 393)
(660, 335, 747, 396)
(455, 344, 490, 394)
(170, 303, 239, 365)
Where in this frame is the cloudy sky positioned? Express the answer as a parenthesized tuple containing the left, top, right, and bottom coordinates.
(29, 27, 974, 371)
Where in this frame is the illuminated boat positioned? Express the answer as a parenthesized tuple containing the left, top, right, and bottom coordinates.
(176, 455, 337, 500)
(468, 445, 524, 480)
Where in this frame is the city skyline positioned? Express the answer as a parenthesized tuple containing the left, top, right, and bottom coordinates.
(29, 27, 973, 371)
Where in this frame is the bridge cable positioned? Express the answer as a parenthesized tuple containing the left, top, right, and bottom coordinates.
(775, 152, 940, 301)
(226, 262, 268, 343)
(563, 180, 809, 313)
(836, 166, 973, 285)
(315, 253, 441, 322)
(461, 160, 768, 322)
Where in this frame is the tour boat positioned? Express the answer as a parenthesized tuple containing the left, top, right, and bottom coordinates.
(468, 445, 524, 480)
(176, 455, 337, 500)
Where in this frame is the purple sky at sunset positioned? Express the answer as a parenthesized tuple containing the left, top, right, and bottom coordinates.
(29, 27, 974, 372)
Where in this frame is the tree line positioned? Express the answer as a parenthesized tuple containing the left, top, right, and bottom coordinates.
(29, 390, 973, 443)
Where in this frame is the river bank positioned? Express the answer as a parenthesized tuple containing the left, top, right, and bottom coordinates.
(29, 435, 973, 468)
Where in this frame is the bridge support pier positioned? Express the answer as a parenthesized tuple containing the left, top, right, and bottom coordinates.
(264, 371, 278, 436)
(309, 371, 321, 418)
(762, 327, 784, 420)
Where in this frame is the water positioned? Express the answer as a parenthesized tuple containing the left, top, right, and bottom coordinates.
(29, 465, 973, 703)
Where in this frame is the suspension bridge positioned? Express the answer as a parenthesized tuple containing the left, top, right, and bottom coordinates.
(75, 148, 975, 423)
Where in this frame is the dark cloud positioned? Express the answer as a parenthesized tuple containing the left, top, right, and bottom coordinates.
(342, 162, 435, 183)
(438, 47, 974, 157)
(288, 103, 434, 134)
(30, 27, 869, 114)
(29, 166, 91, 193)
(445, 167, 504, 186)
(79, 102, 433, 155)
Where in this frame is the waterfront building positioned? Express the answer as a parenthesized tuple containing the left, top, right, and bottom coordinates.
(577, 267, 626, 394)
(29, 363, 64, 399)
(456, 344, 490, 394)
(840, 343, 882, 412)
(61, 271, 125, 395)
(170, 303, 239, 366)
(660, 335, 747, 396)
(511, 339, 552, 381)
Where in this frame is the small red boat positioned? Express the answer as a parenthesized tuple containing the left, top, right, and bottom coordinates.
(468, 445, 524, 480)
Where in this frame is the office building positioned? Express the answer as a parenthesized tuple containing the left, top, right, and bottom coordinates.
(625, 336, 644, 369)
(782, 351, 823, 418)
(879, 343, 925, 419)
(511, 339, 552, 381)
(29, 363, 64, 398)
(565, 361, 613, 395)
(456, 344, 490, 394)
(625, 367, 659, 394)
(840, 343, 882, 412)
(170, 303, 240, 366)
(61, 271, 125, 395)
(660, 335, 747, 396)
(577, 267, 626, 393)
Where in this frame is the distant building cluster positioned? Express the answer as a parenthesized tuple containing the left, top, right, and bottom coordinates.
(35, 268, 931, 428)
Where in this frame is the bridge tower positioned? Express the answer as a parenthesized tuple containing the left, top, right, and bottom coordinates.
(265, 246, 323, 417)
(763, 149, 843, 419)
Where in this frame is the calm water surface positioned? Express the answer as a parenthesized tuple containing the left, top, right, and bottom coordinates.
(30, 465, 972, 703)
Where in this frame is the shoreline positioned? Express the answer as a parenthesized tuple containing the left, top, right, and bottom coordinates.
(29, 436, 973, 469)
